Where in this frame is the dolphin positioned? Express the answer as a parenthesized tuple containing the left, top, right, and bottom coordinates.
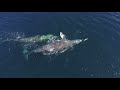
(25, 32, 88, 59)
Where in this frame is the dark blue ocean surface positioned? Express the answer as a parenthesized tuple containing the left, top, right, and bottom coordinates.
(0, 12, 120, 78)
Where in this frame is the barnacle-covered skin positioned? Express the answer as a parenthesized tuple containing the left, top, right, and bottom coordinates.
(34, 39, 83, 55)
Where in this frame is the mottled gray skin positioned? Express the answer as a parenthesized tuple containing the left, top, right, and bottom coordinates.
(32, 38, 83, 55)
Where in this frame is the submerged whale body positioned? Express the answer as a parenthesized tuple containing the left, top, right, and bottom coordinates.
(20, 34, 56, 43)
(1, 34, 56, 44)
(26, 32, 88, 59)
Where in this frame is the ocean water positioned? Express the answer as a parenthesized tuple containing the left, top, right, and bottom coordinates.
(0, 12, 120, 78)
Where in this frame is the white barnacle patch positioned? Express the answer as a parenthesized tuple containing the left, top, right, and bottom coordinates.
(30, 38, 33, 41)
(49, 48, 54, 52)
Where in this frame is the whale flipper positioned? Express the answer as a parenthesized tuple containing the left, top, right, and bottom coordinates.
(60, 32, 66, 39)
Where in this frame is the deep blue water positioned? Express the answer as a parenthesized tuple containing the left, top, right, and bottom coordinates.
(0, 12, 120, 78)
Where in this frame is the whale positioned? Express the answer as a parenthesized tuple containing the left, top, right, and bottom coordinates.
(25, 32, 88, 59)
